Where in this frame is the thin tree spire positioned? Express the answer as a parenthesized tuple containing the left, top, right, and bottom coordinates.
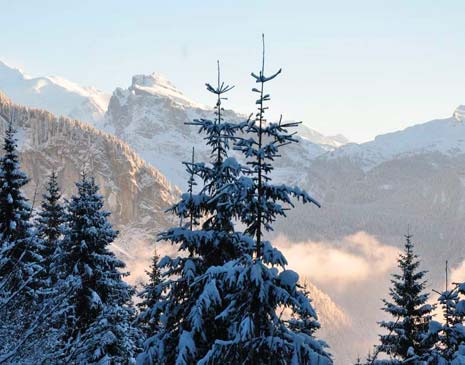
(251, 33, 282, 258)
(188, 146, 195, 231)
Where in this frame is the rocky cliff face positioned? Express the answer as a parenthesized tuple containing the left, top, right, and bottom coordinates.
(0, 92, 178, 236)
(0, 92, 181, 290)
(101, 73, 343, 188)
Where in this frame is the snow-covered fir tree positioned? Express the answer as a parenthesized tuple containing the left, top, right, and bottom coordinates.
(0, 119, 46, 364)
(195, 36, 331, 365)
(12, 171, 69, 364)
(0, 119, 42, 296)
(138, 63, 249, 365)
(70, 305, 140, 365)
(137, 248, 162, 337)
(36, 171, 66, 284)
(55, 174, 139, 364)
(375, 233, 434, 364)
(426, 281, 465, 364)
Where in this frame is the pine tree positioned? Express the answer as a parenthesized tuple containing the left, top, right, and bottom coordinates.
(55, 174, 138, 364)
(186, 62, 248, 266)
(137, 247, 162, 337)
(376, 233, 434, 363)
(0, 120, 42, 295)
(71, 305, 140, 365)
(0, 119, 46, 364)
(196, 35, 331, 365)
(36, 170, 65, 284)
(437, 288, 463, 361)
(427, 281, 465, 364)
(138, 63, 248, 365)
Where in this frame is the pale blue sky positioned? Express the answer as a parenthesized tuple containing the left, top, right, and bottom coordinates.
(2, 0, 465, 142)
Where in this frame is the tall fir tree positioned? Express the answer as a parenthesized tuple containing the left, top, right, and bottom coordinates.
(196, 35, 331, 365)
(376, 233, 434, 363)
(0, 119, 45, 364)
(137, 247, 162, 337)
(55, 174, 138, 364)
(36, 170, 66, 284)
(138, 63, 249, 365)
(0, 119, 42, 295)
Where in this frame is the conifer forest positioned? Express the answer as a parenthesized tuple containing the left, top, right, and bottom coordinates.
(2, 2, 465, 364)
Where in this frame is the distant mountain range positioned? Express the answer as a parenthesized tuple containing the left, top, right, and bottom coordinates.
(2, 59, 465, 364)
(0, 60, 109, 123)
(0, 62, 348, 187)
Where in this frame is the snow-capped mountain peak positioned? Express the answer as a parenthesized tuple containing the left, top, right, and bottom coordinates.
(0, 59, 110, 124)
(298, 123, 349, 149)
(130, 72, 205, 109)
(0, 60, 27, 80)
(328, 106, 465, 170)
(132, 73, 175, 90)
(453, 105, 465, 122)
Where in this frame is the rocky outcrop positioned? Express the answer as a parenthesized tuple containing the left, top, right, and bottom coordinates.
(0, 92, 178, 235)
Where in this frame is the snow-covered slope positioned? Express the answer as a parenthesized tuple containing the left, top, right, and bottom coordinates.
(102, 73, 336, 187)
(298, 123, 349, 149)
(276, 107, 465, 281)
(0, 92, 181, 302)
(130, 73, 206, 109)
(0, 91, 177, 240)
(328, 107, 465, 169)
(0, 61, 349, 188)
(271, 108, 465, 363)
(0, 60, 110, 124)
(304, 281, 367, 365)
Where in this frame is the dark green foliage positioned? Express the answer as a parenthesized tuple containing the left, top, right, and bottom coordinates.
(137, 248, 162, 336)
(377, 234, 434, 362)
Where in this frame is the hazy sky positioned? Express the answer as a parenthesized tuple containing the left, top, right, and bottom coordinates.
(2, 0, 465, 142)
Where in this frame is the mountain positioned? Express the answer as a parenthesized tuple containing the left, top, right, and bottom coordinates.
(0, 60, 110, 124)
(0, 61, 349, 187)
(327, 106, 465, 168)
(270, 108, 465, 363)
(304, 280, 368, 365)
(101, 72, 342, 187)
(0, 92, 179, 283)
(276, 108, 465, 278)
(298, 123, 349, 149)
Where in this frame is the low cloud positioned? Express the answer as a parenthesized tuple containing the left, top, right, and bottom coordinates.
(111, 229, 178, 287)
(274, 231, 400, 290)
(115, 229, 400, 296)
(113, 229, 399, 360)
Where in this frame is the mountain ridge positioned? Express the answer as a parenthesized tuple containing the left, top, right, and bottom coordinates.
(0, 60, 349, 164)
(0, 91, 178, 232)
(0, 60, 110, 124)
(328, 112, 465, 170)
